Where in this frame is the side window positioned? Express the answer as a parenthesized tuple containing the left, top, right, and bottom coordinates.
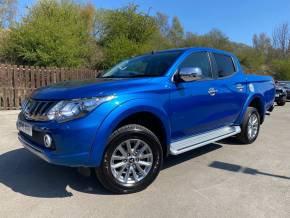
(179, 52, 212, 79)
(213, 53, 236, 77)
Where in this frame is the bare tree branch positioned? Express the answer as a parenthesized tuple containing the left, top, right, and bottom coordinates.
(272, 22, 289, 57)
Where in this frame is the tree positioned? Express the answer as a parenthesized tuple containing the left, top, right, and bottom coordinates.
(95, 4, 159, 67)
(0, 0, 17, 28)
(155, 12, 169, 37)
(252, 33, 271, 55)
(203, 29, 232, 50)
(2, 0, 98, 67)
(168, 16, 184, 47)
(272, 22, 289, 58)
(0, 28, 10, 61)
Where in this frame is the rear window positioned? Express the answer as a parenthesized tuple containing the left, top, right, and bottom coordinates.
(213, 53, 236, 77)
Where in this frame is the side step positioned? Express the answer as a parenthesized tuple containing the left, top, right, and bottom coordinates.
(170, 126, 241, 155)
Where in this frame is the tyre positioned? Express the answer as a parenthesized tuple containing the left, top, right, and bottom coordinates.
(277, 101, 286, 106)
(236, 107, 260, 144)
(96, 124, 163, 194)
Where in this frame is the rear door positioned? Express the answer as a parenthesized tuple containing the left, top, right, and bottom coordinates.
(210, 52, 247, 126)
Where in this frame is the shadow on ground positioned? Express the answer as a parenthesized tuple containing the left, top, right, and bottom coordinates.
(0, 143, 222, 198)
(0, 148, 111, 198)
(209, 161, 290, 180)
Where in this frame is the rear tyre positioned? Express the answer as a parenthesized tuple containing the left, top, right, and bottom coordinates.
(96, 124, 163, 194)
(236, 107, 260, 144)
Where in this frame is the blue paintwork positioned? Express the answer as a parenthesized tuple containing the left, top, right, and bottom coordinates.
(17, 47, 275, 167)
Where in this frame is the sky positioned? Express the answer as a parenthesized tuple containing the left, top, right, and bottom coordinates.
(18, 0, 290, 46)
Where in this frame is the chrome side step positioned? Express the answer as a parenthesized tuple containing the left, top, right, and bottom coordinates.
(170, 126, 241, 155)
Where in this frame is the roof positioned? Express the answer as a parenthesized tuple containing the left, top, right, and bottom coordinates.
(154, 47, 234, 56)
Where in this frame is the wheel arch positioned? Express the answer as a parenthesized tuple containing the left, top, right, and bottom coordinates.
(237, 94, 265, 125)
(89, 99, 171, 166)
(113, 111, 168, 156)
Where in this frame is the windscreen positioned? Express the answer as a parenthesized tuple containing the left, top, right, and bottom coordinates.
(101, 51, 183, 78)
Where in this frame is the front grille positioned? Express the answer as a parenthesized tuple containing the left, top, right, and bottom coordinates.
(22, 99, 56, 121)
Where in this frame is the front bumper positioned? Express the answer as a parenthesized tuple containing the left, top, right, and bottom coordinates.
(17, 111, 103, 167)
(19, 133, 89, 166)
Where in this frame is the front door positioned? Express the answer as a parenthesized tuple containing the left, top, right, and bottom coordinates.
(170, 51, 226, 141)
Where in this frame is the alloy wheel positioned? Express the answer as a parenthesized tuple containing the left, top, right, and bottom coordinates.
(110, 139, 153, 184)
(247, 113, 259, 140)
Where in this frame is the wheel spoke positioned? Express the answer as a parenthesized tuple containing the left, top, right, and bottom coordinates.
(139, 153, 152, 159)
(126, 141, 133, 155)
(136, 163, 146, 176)
(112, 155, 125, 161)
(124, 166, 131, 183)
(248, 128, 252, 138)
(138, 160, 152, 167)
(111, 162, 126, 169)
(252, 116, 257, 124)
(118, 146, 127, 157)
(116, 164, 127, 178)
(132, 167, 139, 182)
(132, 140, 140, 152)
(138, 145, 147, 155)
(249, 118, 253, 125)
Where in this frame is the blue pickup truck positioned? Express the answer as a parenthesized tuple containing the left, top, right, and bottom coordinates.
(17, 47, 275, 193)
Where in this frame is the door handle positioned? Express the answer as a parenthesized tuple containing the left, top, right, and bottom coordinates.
(236, 84, 244, 91)
(208, 88, 218, 96)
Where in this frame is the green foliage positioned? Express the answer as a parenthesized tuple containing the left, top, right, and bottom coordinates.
(271, 60, 290, 80)
(103, 35, 148, 67)
(96, 4, 159, 67)
(2, 0, 98, 67)
(0, 28, 7, 60)
(0, 1, 289, 80)
(168, 16, 184, 46)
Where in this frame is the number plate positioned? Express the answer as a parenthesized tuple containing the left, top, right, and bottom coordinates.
(17, 120, 32, 136)
(275, 94, 279, 97)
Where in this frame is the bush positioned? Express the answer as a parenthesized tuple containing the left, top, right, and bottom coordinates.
(271, 60, 290, 80)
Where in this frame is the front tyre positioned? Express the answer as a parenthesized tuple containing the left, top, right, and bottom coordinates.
(96, 124, 163, 194)
(236, 107, 260, 144)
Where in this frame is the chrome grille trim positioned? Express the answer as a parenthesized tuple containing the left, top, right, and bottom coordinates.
(22, 99, 57, 121)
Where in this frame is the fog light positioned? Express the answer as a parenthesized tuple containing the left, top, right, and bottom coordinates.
(43, 134, 52, 148)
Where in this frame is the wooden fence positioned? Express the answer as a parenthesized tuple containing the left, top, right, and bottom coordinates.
(0, 64, 101, 110)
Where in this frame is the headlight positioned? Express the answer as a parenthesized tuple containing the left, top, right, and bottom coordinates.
(47, 96, 115, 122)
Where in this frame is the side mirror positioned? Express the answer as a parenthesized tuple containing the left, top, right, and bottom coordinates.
(178, 67, 203, 82)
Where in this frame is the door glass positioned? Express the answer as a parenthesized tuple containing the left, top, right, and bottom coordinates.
(179, 52, 212, 79)
(213, 53, 236, 77)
